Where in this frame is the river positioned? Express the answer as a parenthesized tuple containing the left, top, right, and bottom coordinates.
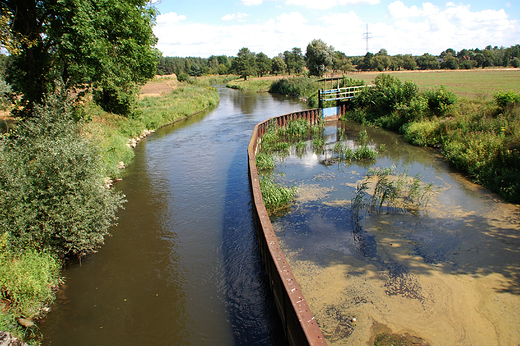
(40, 87, 307, 345)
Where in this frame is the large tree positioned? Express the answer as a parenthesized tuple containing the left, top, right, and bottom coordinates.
(235, 47, 257, 80)
(305, 39, 335, 77)
(1, 0, 160, 116)
(256, 52, 272, 77)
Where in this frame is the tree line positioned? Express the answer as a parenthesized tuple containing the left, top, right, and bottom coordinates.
(158, 41, 520, 79)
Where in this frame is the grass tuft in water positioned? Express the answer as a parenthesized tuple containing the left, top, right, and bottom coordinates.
(259, 176, 297, 215)
(352, 166, 434, 216)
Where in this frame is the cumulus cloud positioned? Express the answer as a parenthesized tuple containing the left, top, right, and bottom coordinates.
(221, 12, 249, 21)
(387, 1, 439, 19)
(285, 0, 379, 9)
(156, 12, 186, 25)
(241, 0, 263, 5)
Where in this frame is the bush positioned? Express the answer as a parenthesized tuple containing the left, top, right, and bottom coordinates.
(494, 91, 520, 111)
(177, 73, 190, 82)
(0, 93, 126, 258)
(423, 86, 458, 116)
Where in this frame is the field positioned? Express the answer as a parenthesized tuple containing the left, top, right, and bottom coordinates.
(344, 68, 520, 100)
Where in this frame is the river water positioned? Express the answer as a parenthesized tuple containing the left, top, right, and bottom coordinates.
(40, 87, 307, 345)
(269, 121, 520, 345)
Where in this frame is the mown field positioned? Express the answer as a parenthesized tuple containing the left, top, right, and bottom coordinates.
(346, 68, 520, 100)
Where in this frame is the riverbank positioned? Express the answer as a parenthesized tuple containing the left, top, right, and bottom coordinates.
(0, 77, 221, 344)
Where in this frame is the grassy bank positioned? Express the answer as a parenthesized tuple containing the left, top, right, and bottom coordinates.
(226, 77, 277, 93)
(0, 78, 220, 343)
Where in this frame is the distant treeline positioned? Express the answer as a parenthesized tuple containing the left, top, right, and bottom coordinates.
(157, 44, 520, 77)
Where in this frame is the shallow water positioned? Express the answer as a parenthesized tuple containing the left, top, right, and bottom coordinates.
(39, 88, 307, 345)
(271, 120, 520, 345)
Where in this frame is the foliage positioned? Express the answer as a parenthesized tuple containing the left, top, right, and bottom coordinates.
(3, 0, 159, 117)
(255, 152, 275, 171)
(305, 39, 335, 77)
(423, 86, 458, 116)
(259, 175, 297, 215)
(234, 47, 257, 80)
(177, 73, 190, 82)
(256, 52, 272, 77)
(272, 54, 287, 75)
(0, 78, 12, 110)
(284, 48, 305, 75)
(494, 91, 520, 111)
(0, 93, 126, 257)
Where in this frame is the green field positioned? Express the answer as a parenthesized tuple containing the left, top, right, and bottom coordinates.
(346, 69, 520, 100)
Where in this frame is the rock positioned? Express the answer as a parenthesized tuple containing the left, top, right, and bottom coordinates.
(16, 318, 34, 329)
(130, 138, 137, 148)
(118, 161, 126, 169)
(0, 331, 29, 346)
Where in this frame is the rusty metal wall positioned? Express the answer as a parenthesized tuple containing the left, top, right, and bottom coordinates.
(247, 108, 328, 346)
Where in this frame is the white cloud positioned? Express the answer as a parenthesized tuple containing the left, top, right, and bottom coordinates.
(387, 1, 439, 19)
(221, 12, 249, 21)
(241, 0, 263, 5)
(285, 0, 378, 9)
(156, 12, 186, 25)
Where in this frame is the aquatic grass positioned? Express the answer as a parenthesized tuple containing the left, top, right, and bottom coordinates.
(259, 175, 297, 215)
(352, 166, 434, 216)
(255, 152, 275, 171)
(354, 145, 377, 160)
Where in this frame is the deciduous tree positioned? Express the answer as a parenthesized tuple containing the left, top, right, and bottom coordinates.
(1, 0, 160, 116)
(305, 39, 334, 77)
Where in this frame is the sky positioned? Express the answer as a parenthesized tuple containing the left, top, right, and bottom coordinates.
(152, 0, 520, 58)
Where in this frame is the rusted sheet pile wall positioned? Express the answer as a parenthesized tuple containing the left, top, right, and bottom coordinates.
(247, 108, 327, 346)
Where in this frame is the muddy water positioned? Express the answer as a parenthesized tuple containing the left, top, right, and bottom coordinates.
(39, 88, 308, 345)
(271, 120, 520, 345)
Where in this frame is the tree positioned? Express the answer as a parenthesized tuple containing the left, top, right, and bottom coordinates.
(256, 52, 272, 77)
(333, 51, 353, 73)
(441, 53, 459, 69)
(284, 48, 305, 75)
(416, 54, 440, 70)
(401, 55, 417, 70)
(271, 54, 287, 75)
(235, 47, 257, 80)
(305, 39, 335, 77)
(1, 0, 160, 117)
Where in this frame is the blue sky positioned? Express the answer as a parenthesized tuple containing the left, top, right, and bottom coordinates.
(153, 0, 520, 57)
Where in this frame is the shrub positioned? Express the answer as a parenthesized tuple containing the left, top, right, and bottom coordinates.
(423, 86, 458, 116)
(494, 91, 520, 111)
(177, 73, 190, 82)
(0, 93, 126, 258)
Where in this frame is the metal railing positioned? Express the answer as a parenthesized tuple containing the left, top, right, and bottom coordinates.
(319, 85, 374, 102)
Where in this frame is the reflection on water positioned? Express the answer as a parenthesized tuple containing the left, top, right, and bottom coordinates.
(272, 120, 520, 346)
(39, 87, 306, 345)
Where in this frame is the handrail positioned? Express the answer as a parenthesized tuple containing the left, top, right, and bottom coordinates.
(247, 108, 327, 346)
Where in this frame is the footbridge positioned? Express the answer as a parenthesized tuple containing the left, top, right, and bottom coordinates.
(317, 77, 373, 118)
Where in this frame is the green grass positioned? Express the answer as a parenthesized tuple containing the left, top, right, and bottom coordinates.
(0, 233, 62, 342)
(83, 83, 220, 178)
(226, 78, 276, 92)
(259, 175, 297, 215)
(348, 69, 520, 100)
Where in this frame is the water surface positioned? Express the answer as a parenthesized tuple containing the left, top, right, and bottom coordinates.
(40, 88, 307, 345)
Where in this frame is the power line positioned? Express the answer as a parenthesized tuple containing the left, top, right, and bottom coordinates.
(362, 24, 372, 53)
